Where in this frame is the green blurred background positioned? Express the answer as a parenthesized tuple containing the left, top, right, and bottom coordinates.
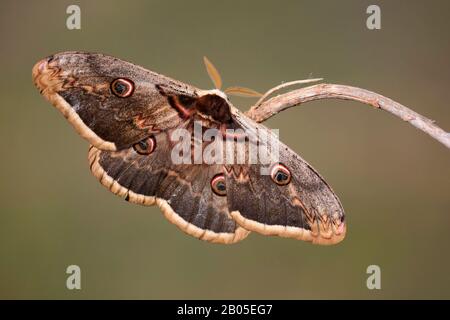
(0, 0, 449, 299)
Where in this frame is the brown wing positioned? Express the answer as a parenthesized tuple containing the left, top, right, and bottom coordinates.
(225, 112, 346, 245)
(32, 52, 199, 151)
(88, 130, 249, 244)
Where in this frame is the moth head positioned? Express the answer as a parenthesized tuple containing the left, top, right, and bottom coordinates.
(203, 56, 262, 98)
(197, 89, 228, 101)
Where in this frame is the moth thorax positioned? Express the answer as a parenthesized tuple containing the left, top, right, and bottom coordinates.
(196, 94, 232, 123)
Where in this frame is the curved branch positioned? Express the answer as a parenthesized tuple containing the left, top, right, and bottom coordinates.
(245, 83, 450, 149)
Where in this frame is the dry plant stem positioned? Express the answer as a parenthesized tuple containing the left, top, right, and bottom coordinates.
(246, 83, 450, 149)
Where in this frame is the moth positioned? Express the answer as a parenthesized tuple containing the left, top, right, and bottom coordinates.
(32, 52, 346, 245)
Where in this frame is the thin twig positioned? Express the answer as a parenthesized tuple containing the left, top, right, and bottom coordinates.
(246, 83, 450, 149)
(254, 78, 323, 106)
